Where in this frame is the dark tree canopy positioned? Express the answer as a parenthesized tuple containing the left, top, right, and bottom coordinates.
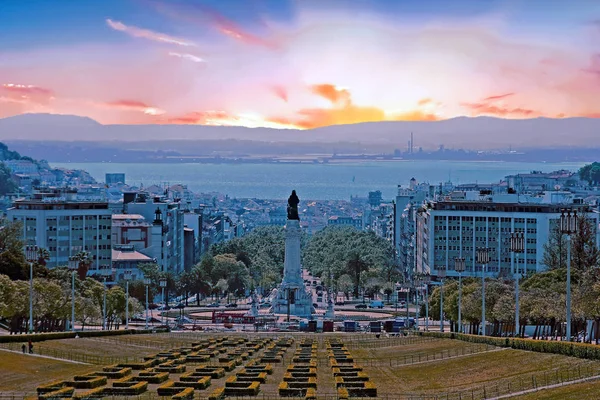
(578, 162, 600, 186)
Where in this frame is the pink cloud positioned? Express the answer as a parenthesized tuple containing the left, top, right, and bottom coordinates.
(98, 99, 165, 115)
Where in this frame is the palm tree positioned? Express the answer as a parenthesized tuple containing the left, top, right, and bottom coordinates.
(74, 251, 92, 280)
(347, 252, 368, 298)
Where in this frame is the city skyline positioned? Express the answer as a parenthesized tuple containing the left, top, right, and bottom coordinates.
(1, 0, 600, 129)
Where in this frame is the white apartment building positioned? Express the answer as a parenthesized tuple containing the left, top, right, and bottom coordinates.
(7, 190, 112, 272)
(327, 215, 363, 230)
(415, 192, 600, 278)
(394, 182, 434, 267)
(124, 192, 184, 274)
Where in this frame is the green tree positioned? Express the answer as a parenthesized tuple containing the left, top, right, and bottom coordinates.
(543, 222, 567, 270)
(210, 226, 288, 292)
(0, 162, 17, 195)
(347, 252, 368, 298)
(578, 162, 600, 186)
(74, 251, 92, 280)
(571, 214, 600, 273)
(337, 274, 354, 300)
(0, 220, 28, 280)
(302, 226, 395, 293)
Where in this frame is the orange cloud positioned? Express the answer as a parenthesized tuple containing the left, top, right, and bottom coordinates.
(417, 98, 432, 106)
(311, 84, 351, 106)
(264, 85, 439, 129)
(393, 110, 439, 121)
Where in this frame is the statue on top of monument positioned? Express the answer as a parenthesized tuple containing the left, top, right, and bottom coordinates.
(287, 190, 300, 220)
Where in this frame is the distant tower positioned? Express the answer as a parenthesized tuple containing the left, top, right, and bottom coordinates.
(410, 132, 414, 154)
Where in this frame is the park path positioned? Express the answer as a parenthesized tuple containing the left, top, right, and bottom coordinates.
(0, 347, 91, 365)
(488, 374, 600, 399)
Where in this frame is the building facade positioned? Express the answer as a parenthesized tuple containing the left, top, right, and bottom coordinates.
(125, 192, 185, 274)
(415, 194, 599, 278)
(7, 190, 112, 272)
(327, 215, 363, 230)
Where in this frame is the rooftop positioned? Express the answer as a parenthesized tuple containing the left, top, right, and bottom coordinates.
(112, 247, 153, 262)
(112, 214, 145, 220)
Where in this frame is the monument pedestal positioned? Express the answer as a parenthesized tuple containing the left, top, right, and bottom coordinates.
(247, 291, 259, 317)
(271, 219, 314, 318)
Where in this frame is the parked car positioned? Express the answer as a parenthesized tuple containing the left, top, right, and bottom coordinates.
(206, 302, 220, 308)
(225, 303, 238, 308)
(174, 303, 185, 309)
(335, 301, 345, 306)
(355, 304, 367, 309)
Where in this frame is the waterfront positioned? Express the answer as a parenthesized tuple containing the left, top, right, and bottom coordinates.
(52, 160, 589, 200)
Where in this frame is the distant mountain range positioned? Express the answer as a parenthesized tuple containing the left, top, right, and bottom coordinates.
(1, 113, 599, 150)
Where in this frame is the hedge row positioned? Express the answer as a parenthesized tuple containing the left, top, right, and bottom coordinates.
(420, 332, 600, 360)
(0, 328, 168, 343)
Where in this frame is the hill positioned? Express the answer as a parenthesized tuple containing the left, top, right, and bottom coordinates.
(0, 114, 599, 150)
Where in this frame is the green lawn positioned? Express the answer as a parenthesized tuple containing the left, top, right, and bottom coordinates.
(0, 350, 95, 393)
(363, 348, 600, 398)
(513, 378, 600, 400)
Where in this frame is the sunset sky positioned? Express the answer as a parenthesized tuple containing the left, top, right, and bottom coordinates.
(1, 0, 600, 129)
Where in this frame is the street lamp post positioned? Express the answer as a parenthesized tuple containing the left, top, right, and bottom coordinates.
(476, 248, 490, 336)
(423, 274, 431, 331)
(561, 209, 578, 342)
(454, 258, 466, 334)
(102, 276, 107, 331)
(144, 278, 151, 330)
(159, 278, 167, 325)
(124, 270, 132, 330)
(413, 279, 419, 330)
(68, 256, 78, 332)
(437, 268, 446, 333)
(25, 245, 38, 333)
(510, 232, 525, 337)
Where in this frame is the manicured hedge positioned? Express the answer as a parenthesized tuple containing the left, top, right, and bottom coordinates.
(68, 376, 107, 389)
(208, 387, 225, 400)
(103, 381, 147, 396)
(171, 387, 194, 400)
(72, 387, 104, 400)
(37, 380, 67, 394)
(420, 332, 600, 360)
(38, 387, 74, 400)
